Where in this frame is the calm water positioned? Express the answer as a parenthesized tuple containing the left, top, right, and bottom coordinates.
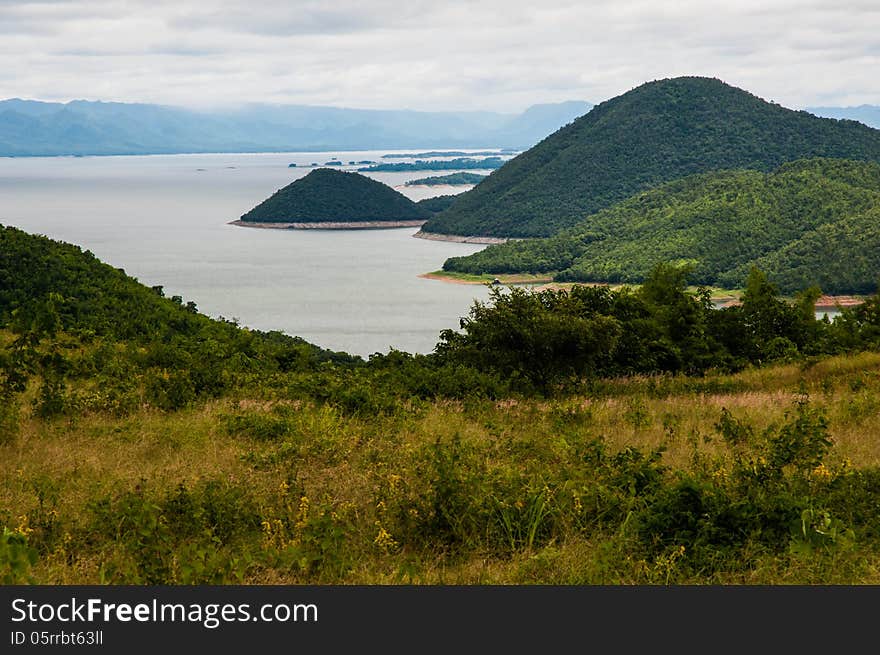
(0, 151, 496, 356)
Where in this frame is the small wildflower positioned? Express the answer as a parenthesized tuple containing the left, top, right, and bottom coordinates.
(811, 463, 832, 481)
(15, 515, 33, 537)
(373, 522, 398, 553)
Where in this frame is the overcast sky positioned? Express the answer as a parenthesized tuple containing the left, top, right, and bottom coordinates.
(2, 0, 878, 112)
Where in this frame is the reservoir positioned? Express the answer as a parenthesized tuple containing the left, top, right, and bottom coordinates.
(0, 151, 494, 357)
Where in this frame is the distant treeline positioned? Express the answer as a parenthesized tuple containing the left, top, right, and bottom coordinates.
(382, 151, 503, 159)
(405, 172, 487, 186)
(359, 157, 507, 172)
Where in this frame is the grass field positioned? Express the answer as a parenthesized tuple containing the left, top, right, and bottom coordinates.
(4, 350, 880, 585)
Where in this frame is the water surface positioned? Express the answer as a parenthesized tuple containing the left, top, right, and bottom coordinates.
(0, 151, 494, 356)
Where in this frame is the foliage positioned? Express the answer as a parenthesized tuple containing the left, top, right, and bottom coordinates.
(358, 157, 505, 172)
(239, 168, 430, 223)
(423, 76, 880, 238)
(405, 172, 487, 186)
(443, 158, 880, 294)
(5, 224, 880, 584)
(0, 224, 358, 412)
(435, 262, 863, 387)
(415, 194, 460, 214)
(0, 527, 38, 584)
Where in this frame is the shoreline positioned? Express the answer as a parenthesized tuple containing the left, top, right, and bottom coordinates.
(419, 271, 555, 286)
(230, 219, 427, 230)
(412, 229, 510, 244)
(420, 272, 870, 308)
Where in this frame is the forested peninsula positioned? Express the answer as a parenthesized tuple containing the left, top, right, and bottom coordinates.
(442, 158, 880, 294)
(420, 76, 880, 239)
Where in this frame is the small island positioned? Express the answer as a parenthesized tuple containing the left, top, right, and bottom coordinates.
(381, 150, 502, 159)
(232, 168, 431, 229)
(358, 156, 506, 172)
(405, 172, 487, 186)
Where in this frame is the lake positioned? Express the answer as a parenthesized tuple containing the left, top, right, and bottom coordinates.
(0, 151, 496, 357)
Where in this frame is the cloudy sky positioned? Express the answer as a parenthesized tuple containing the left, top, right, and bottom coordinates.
(2, 0, 878, 112)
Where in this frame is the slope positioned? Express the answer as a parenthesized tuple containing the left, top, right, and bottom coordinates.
(421, 76, 880, 238)
(442, 158, 880, 294)
(239, 168, 430, 223)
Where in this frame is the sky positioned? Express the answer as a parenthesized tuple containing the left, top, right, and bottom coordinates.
(2, 0, 879, 112)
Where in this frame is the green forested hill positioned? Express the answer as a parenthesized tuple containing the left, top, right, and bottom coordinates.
(239, 168, 430, 223)
(422, 76, 880, 238)
(443, 158, 880, 294)
(0, 224, 353, 365)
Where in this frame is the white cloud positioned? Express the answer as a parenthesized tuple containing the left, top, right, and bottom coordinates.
(1, 0, 878, 110)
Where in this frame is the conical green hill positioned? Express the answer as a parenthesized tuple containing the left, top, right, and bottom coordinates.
(240, 168, 430, 223)
(422, 76, 880, 238)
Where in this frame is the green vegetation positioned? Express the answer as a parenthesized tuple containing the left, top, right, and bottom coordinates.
(6, 225, 880, 585)
(424, 270, 553, 285)
(239, 168, 430, 223)
(422, 76, 880, 238)
(405, 172, 487, 186)
(443, 158, 880, 295)
(358, 157, 506, 172)
(382, 151, 502, 158)
(415, 195, 460, 214)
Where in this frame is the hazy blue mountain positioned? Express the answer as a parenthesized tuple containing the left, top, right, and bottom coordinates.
(0, 98, 592, 156)
(489, 101, 593, 149)
(806, 105, 880, 130)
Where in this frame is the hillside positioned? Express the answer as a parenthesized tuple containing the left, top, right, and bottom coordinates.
(442, 158, 880, 294)
(7, 222, 880, 586)
(421, 76, 880, 238)
(238, 168, 431, 224)
(0, 225, 355, 362)
(415, 195, 460, 214)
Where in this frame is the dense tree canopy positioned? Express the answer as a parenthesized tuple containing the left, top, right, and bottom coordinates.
(422, 76, 880, 238)
(415, 195, 461, 214)
(443, 158, 880, 295)
(239, 168, 430, 223)
(358, 157, 505, 173)
(405, 172, 487, 186)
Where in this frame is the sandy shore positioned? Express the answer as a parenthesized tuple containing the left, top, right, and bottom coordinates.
(419, 272, 554, 285)
(815, 295, 865, 308)
(412, 230, 510, 244)
(715, 295, 866, 309)
(422, 273, 870, 308)
(230, 219, 427, 230)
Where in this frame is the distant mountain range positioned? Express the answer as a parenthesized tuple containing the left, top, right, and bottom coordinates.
(806, 106, 880, 129)
(0, 98, 592, 156)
